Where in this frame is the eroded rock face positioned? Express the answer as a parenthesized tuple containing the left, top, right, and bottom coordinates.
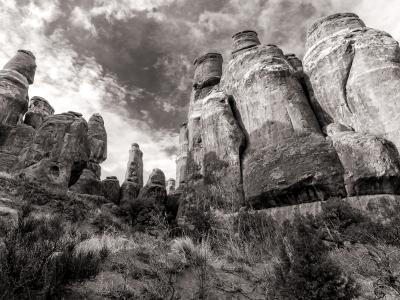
(102, 176, 120, 204)
(24, 96, 54, 129)
(4, 50, 36, 85)
(231, 30, 261, 57)
(14, 112, 90, 191)
(119, 143, 144, 206)
(0, 124, 35, 172)
(131, 168, 167, 226)
(325, 123, 400, 196)
(304, 13, 400, 151)
(201, 89, 245, 210)
(220, 42, 346, 208)
(88, 113, 107, 164)
(69, 168, 103, 196)
(125, 143, 143, 187)
(193, 53, 222, 90)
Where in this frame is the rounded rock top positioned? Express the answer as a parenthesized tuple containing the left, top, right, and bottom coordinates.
(3, 49, 37, 84)
(232, 30, 261, 55)
(306, 13, 365, 49)
(193, 53, 223, 67)
(131, 142, 139, 149)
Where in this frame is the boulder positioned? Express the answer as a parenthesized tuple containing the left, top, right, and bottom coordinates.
(101, 176, 120, 204)
(14, 113, 90, 191)
(304, 13, 400, 151)
(220, 41, 346, 208)
(24, 96, 54, 129)
(325, 123, 400, 196)
(88, 113, 107, 164)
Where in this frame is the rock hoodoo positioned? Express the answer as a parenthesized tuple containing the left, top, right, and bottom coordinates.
(0, 50, 36, 126)
(166, 178, 175, 195)
(120, 143, 143, 206)
(220, 39, 346, 208)
(176, 13, 400, 215)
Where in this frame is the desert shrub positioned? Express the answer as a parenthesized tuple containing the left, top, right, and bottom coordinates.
(92, 210, 123, 233)
(0, 205, 107, 299)
(315, 201, 400, 247)
(269, 216, 360, 300)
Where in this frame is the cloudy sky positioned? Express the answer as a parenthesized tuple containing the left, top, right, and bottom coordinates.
(0, 0, 399, 183)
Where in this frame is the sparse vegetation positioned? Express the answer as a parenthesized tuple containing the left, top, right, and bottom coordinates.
(0, 204, 108, 299)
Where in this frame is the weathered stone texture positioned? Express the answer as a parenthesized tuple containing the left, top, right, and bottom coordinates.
(3, 49, 36, 84)
(125, 143, 143, 187)
(201, 89, 245, 210)
(220, 42, 346, 208)
(14, 112, 90, 191)
(102, 176, 120, 204)
(131, 169, 167, 225)
(0, 124, 35, 172)
(325, 123, 400, 196)
(304, 13, 400, 151)
(88, 113, 107, 164)
(69, 168, 103, 196)
(193, 53, 222, 90)
(231, 30, 261, 57)
(24, 96, 54, 129)
(0, 71, 29, 126)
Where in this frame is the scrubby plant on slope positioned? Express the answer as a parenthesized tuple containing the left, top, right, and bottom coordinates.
(0, 204, 108, 299)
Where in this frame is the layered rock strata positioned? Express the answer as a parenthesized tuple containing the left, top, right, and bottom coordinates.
(220, 41, 346, 208)
(24, 96, 54, 129)
(0, 50, 36, 126)
(304, 13, 400, 151)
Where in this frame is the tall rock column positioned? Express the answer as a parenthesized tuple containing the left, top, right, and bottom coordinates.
(304, 13, 400, 151)
(24, 96, 54, 129)
(0, 50, 36, 125)
(176, 122, 188, 188)
(69, 113, 107, 197)
(120, 143, 143, 206)
(184, 52, 246, 212)
(220, 32, 346, 209)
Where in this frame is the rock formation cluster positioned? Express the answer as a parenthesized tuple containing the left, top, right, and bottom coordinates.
(176, 13, 400, 214)
(2, 12, 400, 223)
(0, 50, 169, 216)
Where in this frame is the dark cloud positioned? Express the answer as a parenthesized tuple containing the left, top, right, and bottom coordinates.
(36, 0, 357, 133)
